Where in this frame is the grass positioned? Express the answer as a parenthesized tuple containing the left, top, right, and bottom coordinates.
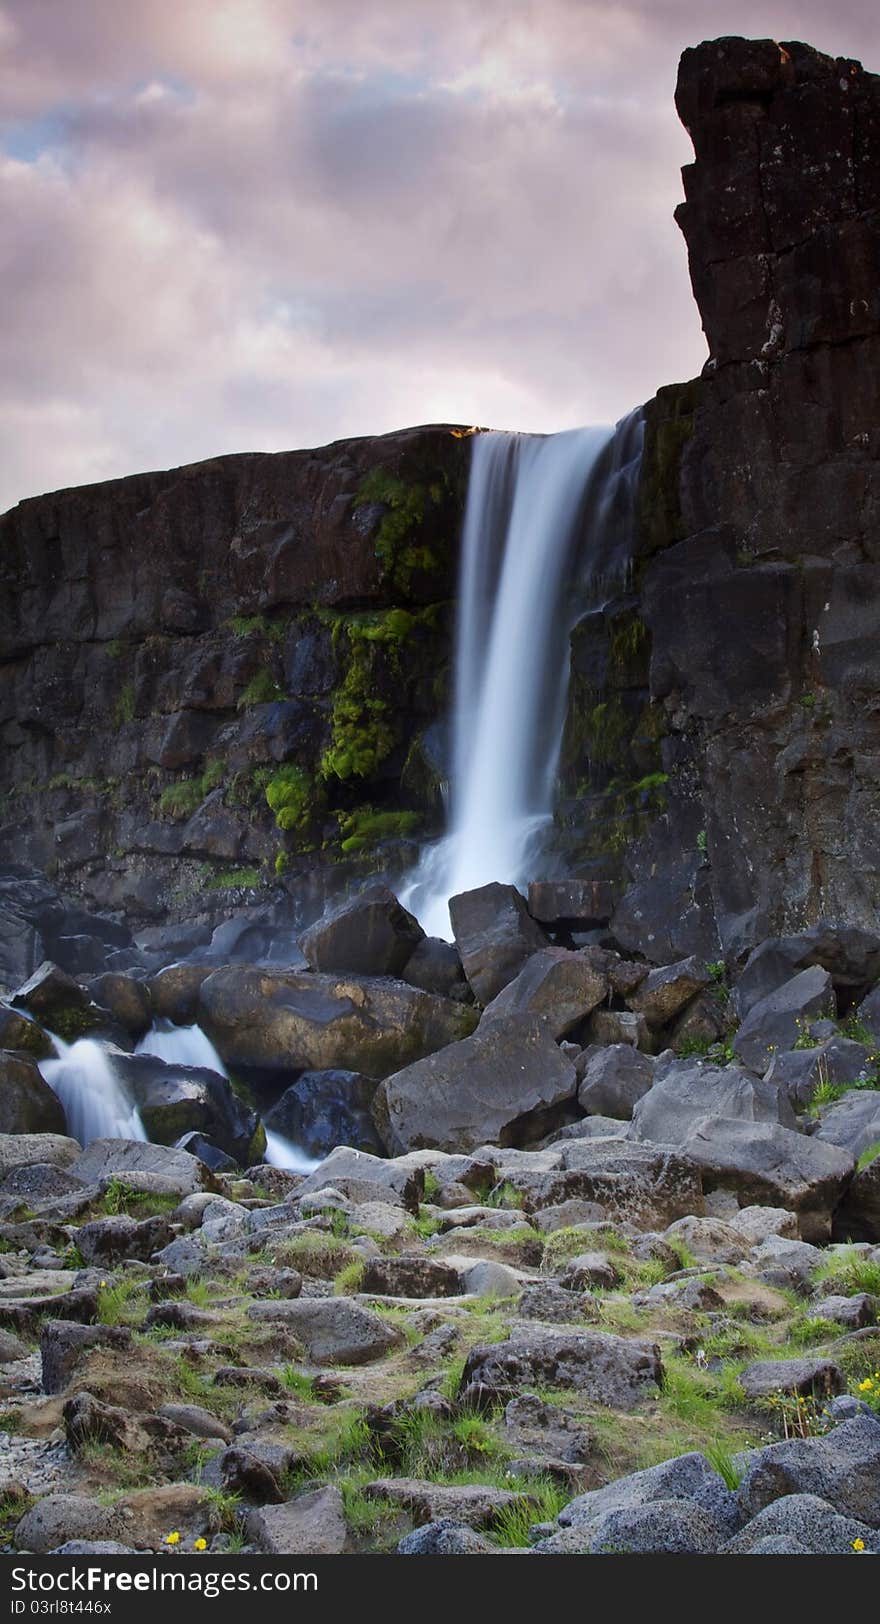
(0, 1486, 34, 1545)
(281, 1367, 317, 1399)
(81, 1441, 164, 1492)
(813, 1246, 880, 1297)
(237, 668, 283, 710)
(704, 1442, 745, 1490)
(97, 1277, 147, 1327)
(488, 1478, 569, 1548)
(856, 1140, 880, 1172)
(99, 1178, 179, 1220)
(270, 1234, 360, 1279)
(333, 1260, 365, 1296)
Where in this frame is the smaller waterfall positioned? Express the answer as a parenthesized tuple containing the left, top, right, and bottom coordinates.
(136, 1018, 317, 1171)
(39, 1038, 146, 1147)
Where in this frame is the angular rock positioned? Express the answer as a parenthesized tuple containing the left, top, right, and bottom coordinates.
(748, 1235, 824, 1295)
(739, 1357, 845, 1402)
(680, 1120, 854, 1241)
(397, 1519, 493, 1554)
(0, 1132, 81, 1176)
(459, 1328, 663, 1410)
(147, 964, 216, 1025)
(723, 1493, 880, 1555)
(535, 1497, 725, 1554)
(0, 1051, 66, 1135)
(247, 1486, 350, 1554)
(765, 1039, 873, 1108)
(586, 1008, 656, 1052)
(247, 1297, 404, 1365)
(40, 1320, 133, 1395)
(87, 974, 152, 1039)
(627, 956, 709, 1028)
(198, 965, 475, 1080)
(813, 1091, 880, 1161)
(807, 1294, 878, 1330)
(265, 1069, 382, 1159)
(737, 928, 880, 1020)
(479, 948, 607, 1039)
(373, 1015, 577, 1155)
(0, 1161, 84, 1203)
(631, 1055, 795, 1145)
(835, 1153, 880, 1242)
(496, 1139, 704, 1231)
(556, 1450, 743, 1535)
(0, 1002, 55, 1059)
(663, 1215, 751, 1265)
(69, 1138, 215, 1196)
(448, 883, 549, 1005)
(365, 1478, 526, 1529)
(737, 1416, 880, 1527)
(576, 1044, 655, 1120)
(729, 1205, 799, 1245)
(0, 1286, 98, 1335)
(75, 1215, 173, 1267)
(299, 884, 424, 977)
(527, 879, 617, 929)
(109, 1050, 264, 1165)
(733, 967, 835, 1074)
(294, 1145, 424, 1211)
(11, 961, 101, 1041)
(401, 937, 471, 1003)
(360, 1256, 464, 1298)
(15, 1495, 124, 1553)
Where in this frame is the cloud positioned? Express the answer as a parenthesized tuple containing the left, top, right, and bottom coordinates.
(1, 0, 879, 509)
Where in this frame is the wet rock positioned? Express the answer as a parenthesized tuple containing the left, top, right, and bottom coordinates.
(86, 974, 152, 1039)
(147, 965, 217, 1025)
(0, 1052, 66, 1136)
(110, 1051, 264, 1165)
(299, 885, 424, 977)
(11, 962, 102, 1042)
(372, 1015, 577, 1154)
(265, 1069, 383, 1159)
(449, 883, 549, 1004)
(0, 1003, 55, 1059)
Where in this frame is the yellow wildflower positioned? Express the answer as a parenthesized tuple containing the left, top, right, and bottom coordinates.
(194, 1538, 207, 1552)
(852, 1539, 866, 1552)
(164, 1531, 180, 1546)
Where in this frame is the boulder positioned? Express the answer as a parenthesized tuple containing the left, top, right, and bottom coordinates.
(586, 1009, 656, 1051)
(372, 1015, 578, 1154)
(11, 961, 102, 1042)
(397, 1519, 493, 1554)
(736, 927, 880, 1019)
(299, 884, 424, 977)
(723, 1493, 880, 1555)
(479, 949, 607, 1039)
(448, 883, 549, 1004)
(765, 1039, 873, 1107)
(527, 879, 617, 929)
(631, 1055, 795, 1144)
(359, 1256, 464, 1298)
(0, 1002, 55, 1059)
(738, 1357, 845, 1402)
(680, 1120, 853, 1241)
(626, 956, 709, 1028)
(0, 1287, 99, 1335)
(729, 1205, 799, 1244)
(663, 1215, 751, 1264)
(494, 1139, 704, 1231)
(365, 1478, 526, 1529)
(109, 1050, 265, 1164)
(247, 1487, 350, 1554)
(748, 1235, 824, 1295)
(576, 1045, 656, 1119)
(75, 1215, 174, 1267)
(807, 1294, 878, 1330)
(247, 1297, 404, 1364)
(264, 1069, 383, 1158)
(40, 1321, 133, 1394)
(294, 1145, 424, 1211)
(535, 1498, 726, 1554)
(198, 966, 475, 1080)
(0, 1051, 66, 1135)
(14, 1496, 124, 1553)
(0, 1132, 82, 1176)
(147, 964, 217, 1025)
(737, 1415, 880, 1527)
(69, 1138, 215, 1196)
(459, 1328, 663, 1410)
(86, 974, 152, 1039)
(401, 937, 471, 1003)
(856, 983, 880, 1043)
(173, 1132, 237, 1173)
(813, 1091, 880, 1161)
(834, 1153, 880, 1242)
(733, 967, 835, 1074)
(555, 1450, 742, 1535)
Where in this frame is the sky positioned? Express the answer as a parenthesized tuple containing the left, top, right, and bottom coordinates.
(2, 1, 879, 512)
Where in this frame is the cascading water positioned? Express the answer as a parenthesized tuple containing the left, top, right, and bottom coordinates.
(39, 1038, 146, 1147)
(136, 1018, 317, 1172)
(403, 414, 643, 939)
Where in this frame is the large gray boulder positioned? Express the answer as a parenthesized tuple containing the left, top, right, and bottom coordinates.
(15, 1496, 125, 1553)
(736, 1416, 880, 1527)
(765, 1039, 873, 1107)
(556, 1450, 742, 1534)
(631, 1055, 795, 1144)
(813, 1091, 880, 1161)
(738, 1357, 845, 1401)
(0, 1051, 66, 1135)
(264, 1069, 383, 1158)
(69, 1138, 216, 1196)
(0, 1132, 81, 1176)
(299, 885, 424, 977)
(247, 1487, 350, 1554)
(577, 1045, 656, 1119)
(534, 1498, 725, 1554)
(680, 1119, 853, 1241)
(479, 948, 607, 1039)
(489, 1139, 704, 1230)
(372, 1015, 577, 1154)
(198, 966, 475, 1079)
(459, 1328, 663, 1410)
(733, 966, 835, 1073)
(723, 1493, 880, 1555)
(246, 1297, 403, 1365)
(448, 883, 548, 1004)
(294, 1145, 424, 1210)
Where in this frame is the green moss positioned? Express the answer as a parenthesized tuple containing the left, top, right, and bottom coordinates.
(319, 610, 427, 785)
(237, 668, 283, 710)
(51, 1005, 102, 1042)
(227, 613, 284, 642)
(114, 682, 135, 727)
(265, 764, 321, 839)
(159, 758, 225, 820)
(337, 806, 421, 855)
(353, 468, 448, 594)
(199, 865, 263, 891)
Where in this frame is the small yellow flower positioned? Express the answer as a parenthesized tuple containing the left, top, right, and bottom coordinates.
(164, 1531, 180, 1546)
(859, 1378, 873, 1392)
(194, 1538, 207, 1552)
(852, 1539, 866, 1552)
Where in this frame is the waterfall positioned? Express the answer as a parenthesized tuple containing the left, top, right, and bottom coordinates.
(39, 1038, 146, 1147)
(403, 414, 643, 939)
(137, 1018, 317, 1171)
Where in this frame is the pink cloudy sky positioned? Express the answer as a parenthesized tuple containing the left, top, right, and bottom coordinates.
(2, 0, 879, 511)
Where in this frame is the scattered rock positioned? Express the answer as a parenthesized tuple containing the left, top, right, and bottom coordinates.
(299, 885, 424, 978)
(459, 1328, 663, 1410)
(449, 883, 549, 1005)
(247, 1297, 404, 1364)
(247, 1486, 350, 1554)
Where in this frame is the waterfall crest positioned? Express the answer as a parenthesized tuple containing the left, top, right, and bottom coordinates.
(403, 414, 642, 938)
(39, 1038, 146, 1147)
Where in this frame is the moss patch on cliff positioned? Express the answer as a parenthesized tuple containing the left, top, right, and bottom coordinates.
(337, 806, 421, 856)
(319, 607, 444, 787)
(354, 469, 449, 596)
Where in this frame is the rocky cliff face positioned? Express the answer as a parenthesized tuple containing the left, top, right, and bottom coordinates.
(602, 36, 880, 964)
(0, 427, 471, 936)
